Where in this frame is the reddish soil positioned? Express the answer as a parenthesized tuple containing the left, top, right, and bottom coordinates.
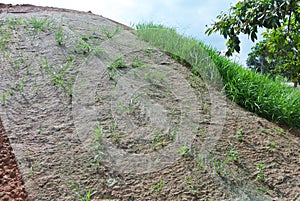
(0, 118, 28, 201)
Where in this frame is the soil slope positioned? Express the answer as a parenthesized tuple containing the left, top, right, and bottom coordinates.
(0, 4, 299, 201)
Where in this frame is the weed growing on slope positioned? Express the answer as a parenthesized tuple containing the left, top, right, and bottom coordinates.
(131, 56, 145, 68)
(19, 76, 25, 94)
(179, 145, 190, 157)
(55, 25, 65, 46)
(152, 131, 165, 150)
(153, 179, 163, 194)
(39, 59, 75, 97)
(197, 155, 205, 173)
(1, 93, 6, 105)
(107, 56, 126, 80)
(235, 129, 244, 141)
(185, 176, 203, 195)
(227, 147, 238, 161)
(256, 163, 265, 181)
(209, 147, 239, 175)
(25, 17, 51, 37)
(109, 117, 118, 133)
(111, 133, 122, 143)
(101, 26, 121, 39)
(92, 120, 104, 165)
(68, 182, 95, 201)
(267, 141, 279, 149)
(75, 38, 91, 54)
(212, 157, 228, 175)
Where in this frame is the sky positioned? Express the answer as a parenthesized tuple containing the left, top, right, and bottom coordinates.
(1, 0, 258, 66)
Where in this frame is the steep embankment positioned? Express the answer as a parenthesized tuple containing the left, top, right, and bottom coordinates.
(0, 4, 299, 201)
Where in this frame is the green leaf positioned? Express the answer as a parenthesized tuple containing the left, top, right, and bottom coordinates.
(251, 32, 257, 42)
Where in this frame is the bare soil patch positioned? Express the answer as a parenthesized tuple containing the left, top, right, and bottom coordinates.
(0, 119, 28, 201)
(0, 4, 299, 201)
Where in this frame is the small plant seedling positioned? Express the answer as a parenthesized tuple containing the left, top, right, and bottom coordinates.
(267, 141, 279, 149)
(274, 127, 286, 135)
(93, 124, 103, 142)
(227, 147, 238, 161)
(131, 56, 144, 68)
(256, 163, 265, 181)
(75, 39, 91, 54)
(185, 177, 197, 194)
(101, 27, 113, 39)
(116, 101, 127, 113)
(112, 133, 122, 143)
(8, 89, 14, 96)
(109, 117, 118, 133)
(168, 133, 176, 142)
(200, 102, 209, 112)
(235, 129, 244, 140)
(260, 128, 266, 134)
(197, 155, 205, 173)
(19, 77, 25, 93)
(93, 121, 104, 164)
(55, 25, 64, 46)
(257, 188, 268, 194)
(199, 128, 206, 137)
(107, 65, 117, 80)
(68, 183, 95, 201)
(127, 93, 141, 113)
(112, 56, 126, 68)
(152, 131, 163, 150)
(143, 48, 154, 57)
(81, 34, 89, 41)
(153, 179, 163, 194)
(101, 26, 121, 39)
(169, 125, 179, 142)
(179, 145, 190, 156)
(128, 104, 135, 114)
(39, 126, 43, 135)
(144, 69, 166, 85)
(213, 158, 228, 175)
(152, 130, 170, 150)
(1, 93, 6, 105)
(107, 56, 126, 80)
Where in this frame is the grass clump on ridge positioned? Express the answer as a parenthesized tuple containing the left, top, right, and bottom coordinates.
(135, 23, 300, 128)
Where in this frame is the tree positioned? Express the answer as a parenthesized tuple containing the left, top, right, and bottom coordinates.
(246, 41, 273, 74)
(248, 21, 300, 85)
(206, 0, 300, 86)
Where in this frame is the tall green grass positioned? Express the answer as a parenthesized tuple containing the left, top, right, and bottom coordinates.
(206, 49, 300, 127)
(135, 23, 300, 128)
(135, 23, 224, 90)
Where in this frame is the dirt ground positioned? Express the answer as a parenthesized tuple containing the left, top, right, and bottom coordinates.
(0, 4, 299, 201)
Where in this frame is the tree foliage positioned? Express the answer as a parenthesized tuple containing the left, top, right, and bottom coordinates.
(206, 0, 300, 86)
